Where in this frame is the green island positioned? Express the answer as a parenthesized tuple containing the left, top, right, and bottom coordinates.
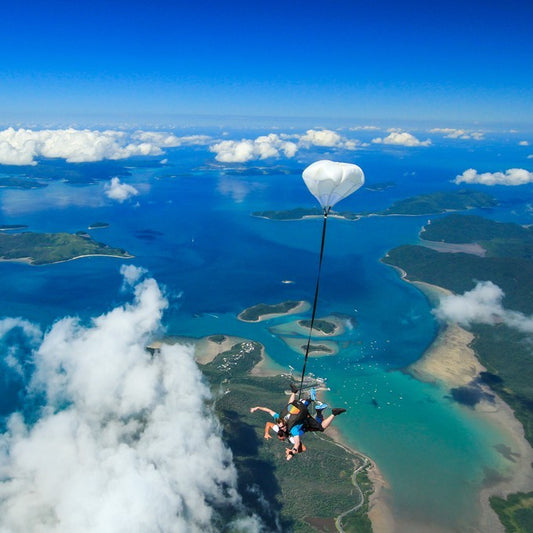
(253, 190, 497, 221)
(381, 190, 497, 215)
(365, 181, 395, 192)
(196, 339, 374, 532)
(299, 318, 338, 335)
(238, 300, 307, 322)
(0, 224, 28, 231)
(0, 177, 47, 189)
(0, 231, 133, 265)
(88, 221, 110, 229)
(383, 213, 533, 529)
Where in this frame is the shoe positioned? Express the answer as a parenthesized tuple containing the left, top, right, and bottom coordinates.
(290, 383, 299, 393)
(315, 401, 328, 411)
(310, 388, 317, 401)
(332, 408, 346, 416)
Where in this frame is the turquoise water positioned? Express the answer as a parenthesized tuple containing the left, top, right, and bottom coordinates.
(1, 141, 531, 530)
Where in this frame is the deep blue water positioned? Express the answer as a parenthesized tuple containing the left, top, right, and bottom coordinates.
(1, 137, 531, 530)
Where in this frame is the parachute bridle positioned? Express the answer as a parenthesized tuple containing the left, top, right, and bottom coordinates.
(297, 207, 330, 400)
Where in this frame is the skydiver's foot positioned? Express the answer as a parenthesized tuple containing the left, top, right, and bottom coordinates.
(310, 387, 317, 401)
(332, 408, 346, 416)
(290, 383, 299, 393)
(315, 401, 328, 411)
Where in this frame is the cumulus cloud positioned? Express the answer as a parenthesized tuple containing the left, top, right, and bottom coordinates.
(371, 131, 431, 147)
(454, 168, 533, 186)
(0, 128, 211, 166)
(0, 267, 253, 532)
(299, 129, 342, 147)
(209, 129, 360, 163)
(518, 140, 529, 146)
(429, 128, 484, 140)
(105, 177, 139, 202)
(209, 134, 298, 163)
(434, 281, 533, 333)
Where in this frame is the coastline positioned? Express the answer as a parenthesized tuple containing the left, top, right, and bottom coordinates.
(405, 279, 533, 531)
(0, 252, 133, 266)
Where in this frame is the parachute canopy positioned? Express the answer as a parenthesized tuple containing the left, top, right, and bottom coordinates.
(302, 160, 364, 210)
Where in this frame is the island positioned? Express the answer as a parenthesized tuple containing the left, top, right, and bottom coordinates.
(88, 221, 110, 229)
(0, 231, 133, 265)
(382, 213, 533, 528)
(270, 314, 351, 338)
(280, 336, 339, 356)
(253, 190, 497, 221)
(238, 300, 310, 322)
(151, 334, 376, 531)
(0, 224, 28, 231)
(0, 177, 47, 189)
(365, 181, 395, 192)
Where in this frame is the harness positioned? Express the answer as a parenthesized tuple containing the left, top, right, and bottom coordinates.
(278, 400, 309, 432)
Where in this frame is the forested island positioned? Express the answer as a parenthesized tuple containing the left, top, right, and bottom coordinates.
(0, 231, 132, 265)
(238, 300, 309, 322)
(253, 190, 497, 220)
(88, 222, 110, 229)
(383, 213, 533, 527)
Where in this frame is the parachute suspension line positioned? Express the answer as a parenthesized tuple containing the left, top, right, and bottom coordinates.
(298, 207, 330, 400)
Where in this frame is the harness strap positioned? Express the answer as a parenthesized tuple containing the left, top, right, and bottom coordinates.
(298, 208, 330, 399)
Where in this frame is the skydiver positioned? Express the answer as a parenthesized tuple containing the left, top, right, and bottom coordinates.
(250, 384, 346, 460)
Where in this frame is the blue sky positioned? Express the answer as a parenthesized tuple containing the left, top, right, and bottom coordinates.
(1, 0, 532, 126)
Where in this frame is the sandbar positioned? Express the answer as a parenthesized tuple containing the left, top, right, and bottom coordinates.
(406, 280, 533, 531)
(280, 335, 339, 357)
(270, 314, 346, 337)
(238, 300, 310, 322)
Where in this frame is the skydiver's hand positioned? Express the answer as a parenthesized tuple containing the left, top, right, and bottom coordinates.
(250, 407, 258, 413)
(264, 433, 272, 440)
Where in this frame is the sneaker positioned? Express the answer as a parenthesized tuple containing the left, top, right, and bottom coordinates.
(290, 383, 299, 393)
(310, 388, 317, 401)
(332, 408, 346, 416)
(315, 401, 328, 411)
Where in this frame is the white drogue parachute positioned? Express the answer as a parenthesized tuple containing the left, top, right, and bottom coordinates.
(302, 159, 365, 211)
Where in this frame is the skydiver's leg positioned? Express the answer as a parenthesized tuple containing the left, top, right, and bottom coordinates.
(319, 408, 346, 430)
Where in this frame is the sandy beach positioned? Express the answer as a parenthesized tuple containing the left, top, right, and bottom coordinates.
(237, 300, 310, 322)
(269, 314, 346, 337)
(405, 280, 533, 532)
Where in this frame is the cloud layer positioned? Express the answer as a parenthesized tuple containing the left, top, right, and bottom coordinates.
(455, 168, 533, 186)
(435, 281, 533, 333)
(0, 128, 211, 166)
(0, 266, 248, 532)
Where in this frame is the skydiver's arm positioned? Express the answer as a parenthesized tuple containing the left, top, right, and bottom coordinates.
(263, 421, 277, 439)
(250, 406, 276, 417)
(285, 435, 301, 461)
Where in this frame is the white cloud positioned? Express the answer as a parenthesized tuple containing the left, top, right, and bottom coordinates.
(105, 177, 139, 202)
(209, 134, 297, 163)
(455, 168, 533, 186)
(349, 125, 380, 131)
(0, 128, 211, 166)
(209, 129, 361, 162)
(371, 131, 431, 147)
(0, 269, 253, 532)
(519, 140, 529, 146)
(132, 131, 211, 147)
(435, 281, 533, 333)
(299, 129, 342, 147)
(429, 128, 484, 140)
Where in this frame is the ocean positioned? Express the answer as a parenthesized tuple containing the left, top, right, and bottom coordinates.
(1, 131, 531, 530)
